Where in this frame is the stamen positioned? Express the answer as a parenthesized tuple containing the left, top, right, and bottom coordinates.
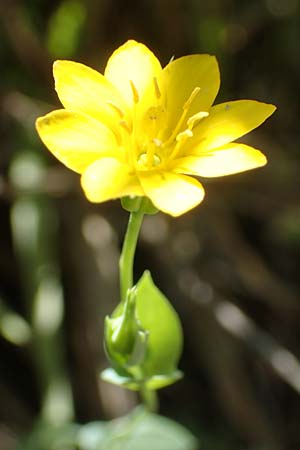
(153, 154, 161, 166)
(129, 80, 139, 103)
(119, 120, 132, 134)
(163, 86, 201, 149)
(153, 77, 161, 99)
(183, 87, 201, 110)
(166, 129, 193, 163)
(106, 101, 124, 118)
(187, 111, 209, 129)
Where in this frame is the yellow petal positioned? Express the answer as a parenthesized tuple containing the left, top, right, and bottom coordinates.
(53, 60, 127, 126)
(81, 158, 143, 203)
(138, 171, 205, 216)
(36, 110, 119, 173)
(189, 100, 276, 152)
(104, 40, 162, 108)
(172, 143, 267, 177)
(161, 54, 220, 136)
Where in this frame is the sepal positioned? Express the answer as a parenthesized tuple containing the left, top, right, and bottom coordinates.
(121, 196, 158, 214)
(104, 287, 148, 370)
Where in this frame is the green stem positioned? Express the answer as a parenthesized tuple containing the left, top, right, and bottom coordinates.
(140, 385, 159, 413)
(119, 207, 144, 302)
(119, 200, 159, 413)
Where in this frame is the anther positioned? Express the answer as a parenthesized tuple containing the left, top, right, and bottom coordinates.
(106, 101, 124, 118)
(152, 138, 162, 147)
(187, 111, 209, 129)
(153, 77, 161, 99)
(183, 87, 201, 110)
(176, 129, 193, 142)
(129, 80, 139, 103)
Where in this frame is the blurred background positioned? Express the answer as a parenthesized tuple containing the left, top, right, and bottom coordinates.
(0, 0, 300, 449)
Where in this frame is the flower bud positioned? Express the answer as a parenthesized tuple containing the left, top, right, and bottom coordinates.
(102, 271, 183, 391)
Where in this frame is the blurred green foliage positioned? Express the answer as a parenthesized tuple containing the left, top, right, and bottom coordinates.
(47, 0, 86, 58)
(17, 408, 197, 450)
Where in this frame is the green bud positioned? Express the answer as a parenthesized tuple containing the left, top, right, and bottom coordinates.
(102, 271, 183, 391)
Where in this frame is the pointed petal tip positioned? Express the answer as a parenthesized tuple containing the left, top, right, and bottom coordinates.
(118, 39, 147, 49)
(53, 59, 73, 67)
(53, 59, 66, 74)
(52, 60, 85, 82)
(123, 39, 140, 46)
(110, 39, 152, 59)
(260, 152, 268, 166)
(256, 100, 277, 123)
(260, 101, 277, 115)
(35, 114, 48, 132)
(53, 59, 76, 76)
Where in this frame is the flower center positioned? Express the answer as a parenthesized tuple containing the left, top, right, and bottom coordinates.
(137, 152, 161, 170)
(109, 79, 210, 171)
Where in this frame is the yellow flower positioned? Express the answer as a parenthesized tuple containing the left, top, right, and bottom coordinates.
(36, 40, 276, 216)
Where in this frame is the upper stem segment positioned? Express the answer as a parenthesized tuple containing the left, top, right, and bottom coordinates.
(119, 206, 144, 302)
(118, 198, 159, 413)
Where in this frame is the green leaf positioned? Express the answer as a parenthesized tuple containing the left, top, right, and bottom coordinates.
(77, 421, 108, 450)
(77, 408, 197, 450)
(15, 422, 79, 450)
(114, 408, 197, 450)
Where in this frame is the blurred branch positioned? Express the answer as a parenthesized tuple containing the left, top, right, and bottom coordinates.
(1, 89, 77, 202)
(186, 289, 285, 450)
(0, 0, 52, 84)
(214, 298, 300, 394)
(0, 296, 32, 346)
(10, 151, 74, 426)
(209, 206, 300, 314)
(0, 379, 33, 429)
